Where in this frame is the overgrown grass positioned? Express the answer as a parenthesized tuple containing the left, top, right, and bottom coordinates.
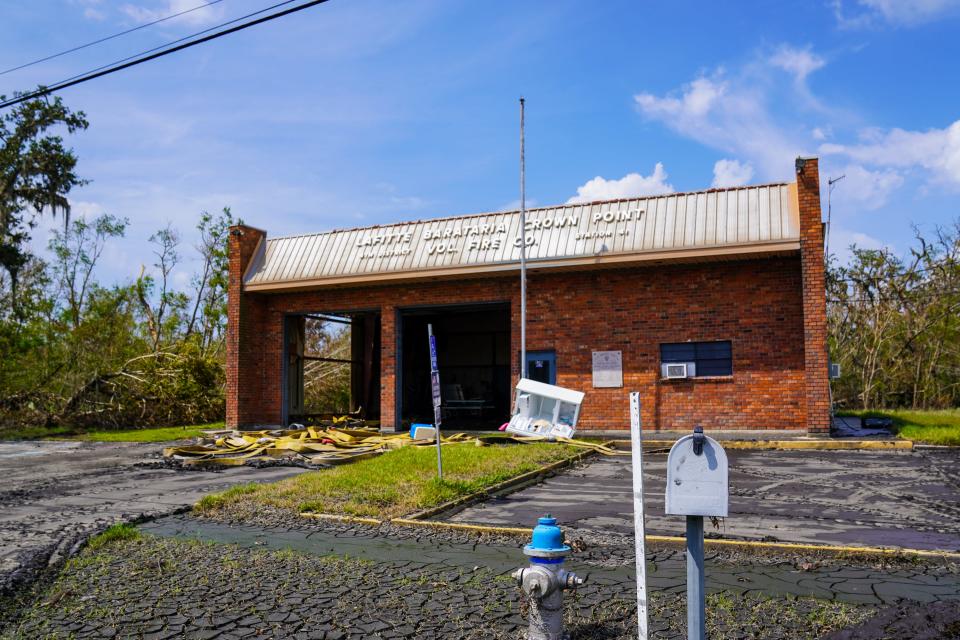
(85, 523, 141, 551)
(195, 441, 576, 519)
(0, 422, 221, 442)
(840, 409, 960, 446)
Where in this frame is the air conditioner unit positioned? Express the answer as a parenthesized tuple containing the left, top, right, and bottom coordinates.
(662, 362, 695, 379)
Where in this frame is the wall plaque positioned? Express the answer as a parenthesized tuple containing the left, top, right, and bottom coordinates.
(592, 350, 623, 388)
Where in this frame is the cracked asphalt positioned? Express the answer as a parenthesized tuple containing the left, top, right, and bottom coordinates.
(2, 442, 960, 638)
(0, 440, 306, 596)
(3, 511, 958, 639)
(451, 448, 960, 552)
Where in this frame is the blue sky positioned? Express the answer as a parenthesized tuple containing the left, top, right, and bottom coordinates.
(3, 0, 960, 287)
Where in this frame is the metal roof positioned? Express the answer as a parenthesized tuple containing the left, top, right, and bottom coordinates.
(244, 182, 800, 291)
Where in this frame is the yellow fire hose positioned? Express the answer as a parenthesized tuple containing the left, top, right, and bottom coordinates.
(162, 422, 622, 468)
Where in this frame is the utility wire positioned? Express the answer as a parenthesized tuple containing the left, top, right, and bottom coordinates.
(0, 0, 330, 110)
(0, 0, 228, 77)
(22, 0, 299, 98)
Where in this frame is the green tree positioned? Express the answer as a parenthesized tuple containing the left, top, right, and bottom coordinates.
(185, 207, 235, 353)
(828, 221, 960, 410)
(0, 92, 88, 313)
(49, 213, 128, 329)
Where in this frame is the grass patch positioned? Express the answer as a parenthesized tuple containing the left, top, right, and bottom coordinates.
(195, 441, 576, 519)
(0, 422, 221, 442)
(704, 592, 873, 638)
(85, 523, 141, 551)
(840, 409, 960, 446)
(0, 425, 75, 440)
(74, 423, 220, 442)
(195, 482, 260, 512)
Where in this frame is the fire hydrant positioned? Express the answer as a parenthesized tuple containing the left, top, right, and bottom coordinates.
(512, 515, 585, 640)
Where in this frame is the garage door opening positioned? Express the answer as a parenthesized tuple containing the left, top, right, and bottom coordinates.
(283, 312, 381, 425)
(399, 303, 511, 431)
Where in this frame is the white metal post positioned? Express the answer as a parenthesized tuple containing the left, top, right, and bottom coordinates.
(519, 97, 528, 380)
(427, 323, 443, 480)
(686, 515, 706, 640)
(629, 392, 648, 640)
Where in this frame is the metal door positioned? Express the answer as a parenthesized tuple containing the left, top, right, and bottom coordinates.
(527, 350, 556, 385)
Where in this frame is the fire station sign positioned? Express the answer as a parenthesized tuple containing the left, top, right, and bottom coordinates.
(244, 183, 800, 290)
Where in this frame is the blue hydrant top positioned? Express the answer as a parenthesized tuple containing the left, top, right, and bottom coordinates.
(523, 514, 571, 561)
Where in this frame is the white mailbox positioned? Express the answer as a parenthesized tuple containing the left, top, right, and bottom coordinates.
(506, 378, 585, 439)
(665, 428, 729, 518)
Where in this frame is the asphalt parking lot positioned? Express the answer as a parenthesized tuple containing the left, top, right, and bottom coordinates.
(2, 440, 959, 639)
(0, 440, 306, 595)
(451, 448, 960, 552)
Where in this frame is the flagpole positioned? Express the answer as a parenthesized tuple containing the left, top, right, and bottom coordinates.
(519, 97, 528, 380)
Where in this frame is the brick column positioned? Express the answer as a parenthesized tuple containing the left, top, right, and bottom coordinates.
(795, 157, 831, 434)
(226, 224, 266, 428)
(379, 305, 397, 431)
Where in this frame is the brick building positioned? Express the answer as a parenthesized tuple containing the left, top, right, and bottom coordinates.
(227, 157, 829, 434)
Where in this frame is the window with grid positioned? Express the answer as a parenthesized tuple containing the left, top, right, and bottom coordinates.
(660, 341, 732, 377)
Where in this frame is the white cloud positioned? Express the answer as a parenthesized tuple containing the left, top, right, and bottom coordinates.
(631, 42, 947, 214)
(829, 164, 904, 210)
(631, 43, 836, 180)
(566, 163, 674, 204)
(83, 7, 107, 20)
(833, 0, 960, 27)
(120, 0, 225, 27)
(69, 0, 107, 21)
(635, 72, 805, 180)
(70, 200, 107, 220)
(827, 226, 893, 264)
(631, 43, 932, 214)
(711, 159, 754, 187)
(831, 228, 885, 250)
(820, 121, 960, 187)
(769, 45, 826, 83)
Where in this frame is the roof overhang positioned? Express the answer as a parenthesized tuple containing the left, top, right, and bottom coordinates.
(244, 239, 800, 293)
(243, 182, 801, 293)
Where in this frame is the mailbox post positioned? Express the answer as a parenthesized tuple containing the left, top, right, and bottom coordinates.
(665, 426, 728, 640)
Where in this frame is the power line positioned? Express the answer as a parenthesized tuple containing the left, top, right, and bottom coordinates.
(0, 0, 330, 110)
(0, 0, 228, 77)
(24, 0, 300, 99)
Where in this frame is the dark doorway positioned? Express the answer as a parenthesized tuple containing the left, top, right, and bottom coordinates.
(284, 311, 381, 425)
(399, 304, 510, 430)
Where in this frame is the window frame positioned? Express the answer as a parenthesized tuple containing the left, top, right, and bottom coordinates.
(660, 340, 733, 378)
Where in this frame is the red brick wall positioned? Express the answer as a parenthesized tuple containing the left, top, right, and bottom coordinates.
(796, 158, 831, 434)
(226, 255, 812, 432)
(529, 260, 806, 431)
(226, 225, 268, 428)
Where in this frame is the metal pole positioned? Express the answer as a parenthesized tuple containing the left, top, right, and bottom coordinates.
(629, 392, 648, 640)
(427, 323, 443, 480)
(825, 174, 844, 426)
(825, 174, 844, 264)
(686, 515, 705, 640)
(519, 96, 528, 380)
